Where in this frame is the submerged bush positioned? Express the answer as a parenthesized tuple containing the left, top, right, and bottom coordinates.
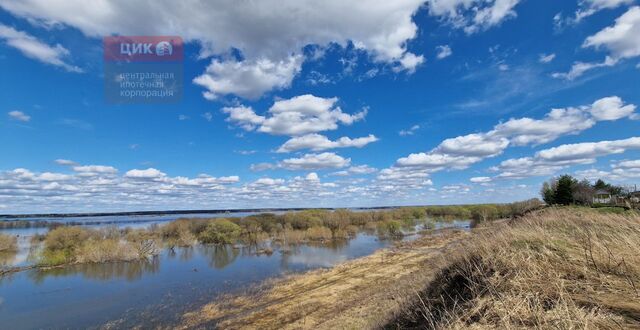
(0, 233, 17, 253)
(305, 226, 332, 241)
(198, 220, 241, 245)
(377, 220, 403, 238)
(41, 226, 90, 264)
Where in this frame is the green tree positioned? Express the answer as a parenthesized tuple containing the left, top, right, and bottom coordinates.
(555, 175, 576, 205)
(541, 181, 556, 204)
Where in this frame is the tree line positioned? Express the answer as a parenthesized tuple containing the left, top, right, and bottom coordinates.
(540, 175, 624, 206)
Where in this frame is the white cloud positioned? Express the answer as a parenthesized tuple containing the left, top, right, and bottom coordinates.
(0, 24, 81, 72)
(252, 178, 285, 186)
(470, 176, 492, 183)
(436, 133, 509, 157)
(54, 159, 77, 166)
(584, 6, 640, 60)
(279, 152, 351, 170)
(539, 53, 556, 63)
(492, 107, 595, 145)
(575, 0, 634, 23)
(589, 96, 637, 120)
(7, 110, 30, 122)
(193, 56, 303, 100)
(425, 0, 522, 34)
(202, 112, 213, 122)
(225, 95, 368, 136)
(399, 124, 421, 136)
(222, 106, 265, 131)
(436, 45, 452, 59)
(330, 165, 377, 176)
(396, 52, 425, 73)
(551, 56, 617, 80)
(178, 115, 189, 121)
(393, 96, 637, 176)
(492, 137, 640, 180)
(555, 6, 640, 79)
(0, 0, 431, 99)
(125, 168, 166, 180)
(276, 133, 378, 153)
(72, 165, 118, 175)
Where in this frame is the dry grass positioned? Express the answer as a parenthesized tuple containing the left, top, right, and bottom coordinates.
(178, 207, 640, 330)
(179, 230, 468, 329)
(0, 233, 17, 253)
(390, 207, 640, 329)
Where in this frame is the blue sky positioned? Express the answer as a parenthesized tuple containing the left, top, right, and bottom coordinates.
(1, 0, 639, 213)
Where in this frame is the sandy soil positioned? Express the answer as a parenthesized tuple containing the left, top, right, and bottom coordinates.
(179, 230, 468, 329)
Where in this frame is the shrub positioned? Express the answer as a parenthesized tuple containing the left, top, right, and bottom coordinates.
(0, 233, 17, 253)
(305, 226, 332, 241)
(75, 239, 136, 263)
(160, 220, 195, 247)
(44, 227, 91, 256)
(377, 220, 403, 238)
(198, 220, 241, 245)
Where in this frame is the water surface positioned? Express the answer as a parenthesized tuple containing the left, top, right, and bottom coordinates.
(0, 219, 470, 329)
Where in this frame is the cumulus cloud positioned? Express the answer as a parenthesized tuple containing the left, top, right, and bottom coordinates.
(193, 56, 303, 100)
(279, 152, 351, 170)
(491, 137, 640, 180)
(588, 96, 637, 120)
(224, 94, 368, 137)
(0, 24, 81, 72)
(7, 110, 30, 122)
(222, 105, 265, 131)
(125, 168, 166, 180)
(330, 165, 378, 176)
(584, 6, 640, 60)
(0, 0, 434, 99)
(392, 96, 637, 178)
(276, 134, 378, 153)
(470, 176, 492, 183)
(0, 163, 247, 212)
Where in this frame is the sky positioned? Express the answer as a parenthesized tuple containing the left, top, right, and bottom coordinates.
(0, 0, 639, 214)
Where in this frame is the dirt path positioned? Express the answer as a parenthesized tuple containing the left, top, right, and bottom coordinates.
(179, 230, 468, 329)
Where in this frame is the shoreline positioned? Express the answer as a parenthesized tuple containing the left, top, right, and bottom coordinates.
(179, 229, 470, 329)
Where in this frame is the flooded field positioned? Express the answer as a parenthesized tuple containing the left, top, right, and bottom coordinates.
(0, 215, 470, 329)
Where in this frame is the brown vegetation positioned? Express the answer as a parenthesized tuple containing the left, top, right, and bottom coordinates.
(178, 207, 640, 329)
(0, 233, 17, 253)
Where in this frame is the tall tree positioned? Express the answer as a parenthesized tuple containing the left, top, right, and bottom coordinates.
(541, 181, 556, 204)
(555, 175, 576, 205)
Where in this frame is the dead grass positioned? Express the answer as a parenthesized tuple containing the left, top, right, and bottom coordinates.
(179, 230, 468, 329)
(178, 207, 640, 330)
(390, 207, 640, 329)
(0, 233, 17, 253)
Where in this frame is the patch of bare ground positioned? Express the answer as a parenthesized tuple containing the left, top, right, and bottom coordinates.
(179, 230, 469, 330)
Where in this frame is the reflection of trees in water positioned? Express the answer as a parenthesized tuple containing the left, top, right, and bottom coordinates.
(167, 247, 195, 261)
(28, 257, 160, 283)
(199, 245, 239, 269)
(279, 239, 352, 270)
